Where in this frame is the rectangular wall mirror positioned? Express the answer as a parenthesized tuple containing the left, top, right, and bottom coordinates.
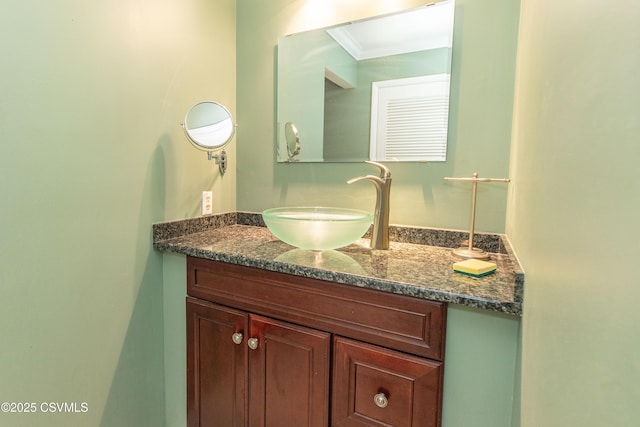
(276, 0, 455, 163)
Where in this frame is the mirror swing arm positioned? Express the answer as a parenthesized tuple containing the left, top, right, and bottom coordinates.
(206, 149, 228, 175)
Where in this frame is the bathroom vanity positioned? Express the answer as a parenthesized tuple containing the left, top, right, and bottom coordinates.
(187, 257, 445, 426)
(154, 212, 523, 427)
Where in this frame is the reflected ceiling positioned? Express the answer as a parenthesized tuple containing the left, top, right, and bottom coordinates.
(326, 3, 454, 60)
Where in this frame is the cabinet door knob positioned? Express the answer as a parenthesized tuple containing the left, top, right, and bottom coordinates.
(247, 338, 259, 350)
(373, 392, 388, 408)
(231, 332, 243, 345)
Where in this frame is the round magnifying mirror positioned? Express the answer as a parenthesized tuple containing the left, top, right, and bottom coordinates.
(184, 101, 235, 151)
(284, 122, 301, 160)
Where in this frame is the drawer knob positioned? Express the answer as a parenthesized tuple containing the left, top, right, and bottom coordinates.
(248, 338, 259, 350)
(374, 392, 388, 408)
(231, 332, 243, 345)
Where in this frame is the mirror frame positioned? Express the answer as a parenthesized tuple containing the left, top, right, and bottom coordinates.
(183, 101, 235, 152)
(183, 101, 235, 175)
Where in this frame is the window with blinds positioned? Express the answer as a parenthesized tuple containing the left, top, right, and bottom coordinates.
(370, 74, 451, 162)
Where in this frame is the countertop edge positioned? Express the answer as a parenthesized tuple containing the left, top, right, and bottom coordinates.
(155, 243, 521, 316)
(153, 215, 523, 317)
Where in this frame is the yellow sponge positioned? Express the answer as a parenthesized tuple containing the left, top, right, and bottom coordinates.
(453, 259, 497, 277)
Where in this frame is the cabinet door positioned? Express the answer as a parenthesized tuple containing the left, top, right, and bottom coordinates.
(332, 337, 443, 427)
(248, 314, 331, 427)
(187, 297, 248, 427)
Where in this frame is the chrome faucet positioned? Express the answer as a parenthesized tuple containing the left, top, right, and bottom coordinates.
(348, 161, 391, 250)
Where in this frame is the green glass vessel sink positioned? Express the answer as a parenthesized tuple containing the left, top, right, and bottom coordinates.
(262, 207, 373, 251)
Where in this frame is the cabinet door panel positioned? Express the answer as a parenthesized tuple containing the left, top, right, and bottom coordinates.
(187, 297, 248, 427)
(187, 257, 446, 360)
(332, 337, 443, 427)
(248, 315, 330, 427)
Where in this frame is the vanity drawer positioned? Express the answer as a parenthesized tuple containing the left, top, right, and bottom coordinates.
(187, 257, 446, 360)
(332, 336, 443, 427)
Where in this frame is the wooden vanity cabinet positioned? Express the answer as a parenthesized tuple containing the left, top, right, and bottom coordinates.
(186, 256, 446, 427)
(332, 337, 443, 427)
(187, 297, 330, 427)
(186, 298, 247, 426)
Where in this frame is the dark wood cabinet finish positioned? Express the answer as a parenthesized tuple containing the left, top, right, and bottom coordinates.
(187, 298, 330, 427)
(248, 315, 330, 427)
(187, 257, 446, 361)
(332, 337, 443, 427)
(186, 256, 447, 427)
(187, 297, 248, 427)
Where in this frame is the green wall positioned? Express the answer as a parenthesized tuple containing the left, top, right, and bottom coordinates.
(0, 0, 235, 426)
(507, 0, 640, 425)
(237, 0, 520, 233)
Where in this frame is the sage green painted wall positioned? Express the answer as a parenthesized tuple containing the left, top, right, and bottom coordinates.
(237, 0, 520, 233)
(442, 306, 520, 426)
(507, 1, 640, 425)
(162, 253, 188, 427)
(0, 0, 235, 426)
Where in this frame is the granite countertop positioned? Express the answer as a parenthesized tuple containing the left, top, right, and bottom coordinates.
(153, 212, 524, 316)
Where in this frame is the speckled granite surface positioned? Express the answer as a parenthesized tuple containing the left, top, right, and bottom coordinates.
(154, 212, 524, 316)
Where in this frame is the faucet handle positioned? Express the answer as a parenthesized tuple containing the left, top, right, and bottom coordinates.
(365, 160, 391, 180)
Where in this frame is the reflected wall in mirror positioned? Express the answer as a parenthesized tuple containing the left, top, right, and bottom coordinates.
(276, 0, 455, 163)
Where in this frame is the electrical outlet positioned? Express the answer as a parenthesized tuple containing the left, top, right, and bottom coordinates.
(202, 191, 213, 215)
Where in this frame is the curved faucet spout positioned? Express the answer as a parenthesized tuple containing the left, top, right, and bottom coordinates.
(347, 175, 383, 186)
(348, 163, 392, 250)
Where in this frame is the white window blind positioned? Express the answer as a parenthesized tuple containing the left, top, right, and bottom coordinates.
(370, 74, 451, 162)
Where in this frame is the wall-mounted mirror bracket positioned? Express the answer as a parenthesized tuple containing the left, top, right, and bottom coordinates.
(207, 150, 228, 175)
